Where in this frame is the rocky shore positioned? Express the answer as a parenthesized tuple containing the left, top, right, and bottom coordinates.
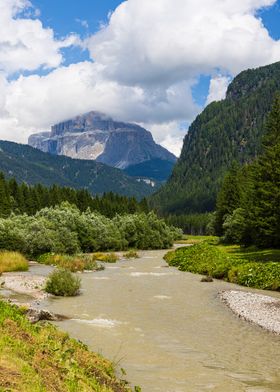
(220, 290, 280, 334)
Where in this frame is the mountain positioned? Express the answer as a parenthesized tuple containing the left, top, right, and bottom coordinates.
(124, 159, 175, 182)
(151, 61, 280, 215)
(0, 140, 158, 199)
(28, 111, 176, 170)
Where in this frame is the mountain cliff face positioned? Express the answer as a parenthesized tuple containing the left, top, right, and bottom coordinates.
(0, 140, 157, 199)
(151, 61, 280, 215)
(28, 112, 176, 169)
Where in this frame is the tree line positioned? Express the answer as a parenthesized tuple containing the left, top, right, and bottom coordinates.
(212, 94, 280, 248)
(0, 174, 149, 218)
(0, 203, 182, 257)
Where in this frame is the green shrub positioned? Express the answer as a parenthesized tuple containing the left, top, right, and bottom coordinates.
(92, 253, 118, 263)
(228, 262, 280, 290)
(123, 250, 139, 259)
(38, 253, 102, 272)
(164, 243, 280, 290)
(45, 269, 81, 296)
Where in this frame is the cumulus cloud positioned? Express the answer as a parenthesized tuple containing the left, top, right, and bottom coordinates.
(87, 0, 280, 86)
(206, 76, 232, 105)
(0, 0, 280, 156)
(0, 0, 78, 74)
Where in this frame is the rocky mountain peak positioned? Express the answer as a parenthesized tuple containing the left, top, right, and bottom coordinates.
(28, 111, 176, 169)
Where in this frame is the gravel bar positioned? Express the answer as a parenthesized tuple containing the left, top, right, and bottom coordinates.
(219, 290, 280, 334)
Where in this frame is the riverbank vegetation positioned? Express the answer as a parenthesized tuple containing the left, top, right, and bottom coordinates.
(166, 241, 280, 290)
(45, 269, 81, 296)
(0, 300, 131, 391)
(166, 95, 280, 289)
(37, 253, 105, 272)
(0, 251, 28, 274)
(0, 203, 182, 258)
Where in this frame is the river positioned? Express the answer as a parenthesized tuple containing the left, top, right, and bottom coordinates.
(39, 249, 280, 392)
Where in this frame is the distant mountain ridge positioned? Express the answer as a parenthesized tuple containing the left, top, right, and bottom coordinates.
(151, 61, 280, 214)
(28, 111, 176, 169)
(0, 140, 158, 199)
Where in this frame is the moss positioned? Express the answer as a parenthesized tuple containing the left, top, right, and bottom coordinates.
(0, 301, 131, 391)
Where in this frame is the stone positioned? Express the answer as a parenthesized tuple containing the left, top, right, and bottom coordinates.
(28, 111, 176, 169)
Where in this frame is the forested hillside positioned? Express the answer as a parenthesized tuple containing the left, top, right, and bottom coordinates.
(0, 141, 155, 199)
(151, 61, 280, 215)
(0, 173, 149, 218)
(214, 95, 280, 248)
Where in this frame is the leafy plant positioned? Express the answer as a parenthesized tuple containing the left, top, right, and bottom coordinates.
(123, 250, 139, 259)
(45, 269, 81, 296)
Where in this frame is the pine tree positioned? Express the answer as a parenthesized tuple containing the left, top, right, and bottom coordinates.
(247, 95, 280, 247)
(214, 162, 242, 236)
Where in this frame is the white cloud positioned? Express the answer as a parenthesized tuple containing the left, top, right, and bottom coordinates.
(147, 122, 188, 157)
(0, 0, 78, 75)
(0, 0, 280, 156)
(206, 76, 231, 105)
(87, 0, 280, 86)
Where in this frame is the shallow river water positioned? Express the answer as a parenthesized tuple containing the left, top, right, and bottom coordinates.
(40, 249, 280, 392)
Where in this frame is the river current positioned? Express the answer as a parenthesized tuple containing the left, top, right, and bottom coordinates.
(39, 249, 280, 392)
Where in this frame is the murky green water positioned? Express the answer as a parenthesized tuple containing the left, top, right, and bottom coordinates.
(41, 250, 280, 392)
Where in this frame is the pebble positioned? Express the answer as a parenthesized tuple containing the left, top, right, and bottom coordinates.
(220, 290, 280, 334)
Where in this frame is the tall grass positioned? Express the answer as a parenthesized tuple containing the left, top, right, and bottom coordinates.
(0, 251, 29, 274)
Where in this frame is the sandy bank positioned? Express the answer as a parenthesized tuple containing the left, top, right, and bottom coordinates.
(0, 272, 47, 300)
(220, 290, 280, 334)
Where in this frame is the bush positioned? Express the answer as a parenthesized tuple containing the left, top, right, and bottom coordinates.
(38, 253, 102, 272)
(222, 208, 247, 244)
(0, 203, 181, 257)
(92, 253, 118, 263)
(0, 251, 29, 274)
(45, 269, 81, 296)
(228, 262, 280, 290)
(123, 250, 139, 259)
(164, 243, 280, 290)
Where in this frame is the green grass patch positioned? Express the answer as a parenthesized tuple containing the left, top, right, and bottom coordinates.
(175, 235, 218, 245)
(0, 300, 131, 391)
(0, 251, 29, 274)
(164, 242, 280, 290)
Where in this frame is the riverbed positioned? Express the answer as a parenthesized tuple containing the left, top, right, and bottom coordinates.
(38, 250, 280, 391)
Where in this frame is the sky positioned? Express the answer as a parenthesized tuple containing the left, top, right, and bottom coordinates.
(0, 0, 280, 156)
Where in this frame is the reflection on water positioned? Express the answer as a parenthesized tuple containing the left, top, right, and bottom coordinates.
(40, 250, 280, 392)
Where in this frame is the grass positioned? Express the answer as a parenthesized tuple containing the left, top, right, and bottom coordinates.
(164, 242, 280, 291)
(0, 300, 131, 392)
(0, 251, 29, 274)
(92, 253, 119, 263)
(175, 235, 219, 245)
(37, 253, 105, 272)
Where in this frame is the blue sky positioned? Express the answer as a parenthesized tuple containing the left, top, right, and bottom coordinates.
(1, 0, 280, 154)
(30, 0, 280, 107)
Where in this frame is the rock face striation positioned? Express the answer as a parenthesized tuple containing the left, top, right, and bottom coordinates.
(28, 112, 176, 169)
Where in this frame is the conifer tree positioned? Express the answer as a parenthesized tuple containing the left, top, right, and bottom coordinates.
(247, 94, 280, 247)
(214, 162, 242, 236)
